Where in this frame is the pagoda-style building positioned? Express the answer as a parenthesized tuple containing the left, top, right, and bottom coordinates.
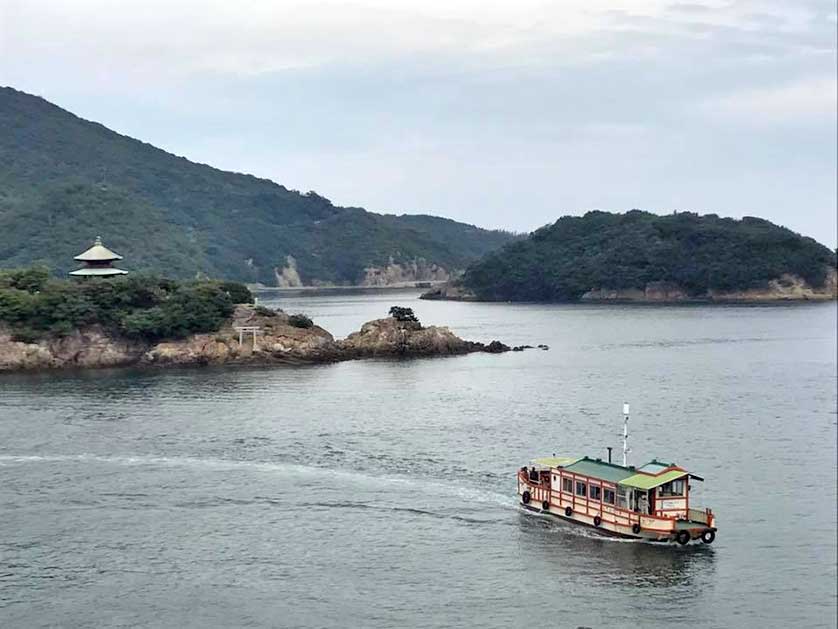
(69, 236, 128, 277)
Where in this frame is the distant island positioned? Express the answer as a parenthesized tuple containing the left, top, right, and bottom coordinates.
(0, 269, 508, 371)
(0, 87, 515, 287)
(422, 211, 837, 303)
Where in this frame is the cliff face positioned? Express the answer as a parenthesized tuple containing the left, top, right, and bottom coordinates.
(361, 259, 450, 287)
(0, 326, 146, 371)
(0, 305, 508, 372)
(274, 256, 304, 287)
(580, 271, 837, 303)
(707, 270, 837, 301)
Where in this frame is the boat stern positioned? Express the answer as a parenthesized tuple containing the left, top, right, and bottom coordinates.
(670, 508, 717, 545)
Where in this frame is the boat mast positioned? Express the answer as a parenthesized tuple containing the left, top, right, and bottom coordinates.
(622, 402, 630, 466)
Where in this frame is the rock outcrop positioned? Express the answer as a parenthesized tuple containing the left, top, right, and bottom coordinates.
(419, 281, 477, 301)
(707, 270, 837, 302)
(0, 326, 146, 371)
(337, 317, 506, 358)
(0, 305, 509, 372)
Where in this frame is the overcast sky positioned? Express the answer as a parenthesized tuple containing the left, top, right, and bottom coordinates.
(1, 0, 836, 246)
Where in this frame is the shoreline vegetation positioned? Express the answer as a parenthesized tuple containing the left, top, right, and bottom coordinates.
(421, 211, 837, 303)
(0, 270, 509, 372)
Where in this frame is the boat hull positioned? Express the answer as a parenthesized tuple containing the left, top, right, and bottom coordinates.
(521, 502, 642, 539)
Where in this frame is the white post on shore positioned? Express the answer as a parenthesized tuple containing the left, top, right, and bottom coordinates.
(622, 402, 631, 467)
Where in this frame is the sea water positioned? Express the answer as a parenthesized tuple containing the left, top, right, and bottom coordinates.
(1, 292, 835, 628)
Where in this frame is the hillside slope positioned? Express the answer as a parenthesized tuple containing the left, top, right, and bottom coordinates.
(444, 211, 836, 302)
(0, 87, 514, 284)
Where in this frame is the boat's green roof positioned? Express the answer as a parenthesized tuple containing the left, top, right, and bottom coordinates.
(532, 456, 580, 468)
(637, 459, 675, 474)
(563, 457, 638, 483)
(619, 469, 688, 490)
(529, 455, 697, 490)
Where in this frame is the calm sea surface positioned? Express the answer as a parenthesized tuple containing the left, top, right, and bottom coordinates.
(1, 292, 836, 628)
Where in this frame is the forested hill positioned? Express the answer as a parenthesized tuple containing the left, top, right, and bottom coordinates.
(459, 211, 837, 302)
(0, 87, 514, 284)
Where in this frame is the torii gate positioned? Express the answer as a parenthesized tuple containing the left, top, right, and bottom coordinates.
(233, 326, 261, 350)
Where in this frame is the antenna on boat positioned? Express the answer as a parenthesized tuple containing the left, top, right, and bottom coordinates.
(622, 402, 631, 467)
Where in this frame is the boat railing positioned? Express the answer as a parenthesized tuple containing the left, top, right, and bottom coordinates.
(688, 507, 711, 525)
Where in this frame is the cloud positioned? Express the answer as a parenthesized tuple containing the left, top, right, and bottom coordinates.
(699, 76, 837, 122)
(1, 0, 670, 79)
(0, 0, 835, 246)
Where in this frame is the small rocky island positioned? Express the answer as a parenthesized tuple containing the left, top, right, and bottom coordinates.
(0, 241, 512, 372)
(422, 211, 838, 303)
(0, 305, 509, 371)
(0, 264, 509, 372)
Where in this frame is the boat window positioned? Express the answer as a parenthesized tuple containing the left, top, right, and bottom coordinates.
(562, 477, 573, 493)
(603, 488, 615, 504)
(575, 481, 587, 497)
(616, 486, 627, 508)
(590, 485, 602, 501)
(659, 479, 686, 497)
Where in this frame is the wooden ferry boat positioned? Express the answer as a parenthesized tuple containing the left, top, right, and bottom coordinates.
(517, 405, 717, 545)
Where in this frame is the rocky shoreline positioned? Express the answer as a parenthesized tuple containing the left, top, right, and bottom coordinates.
(421, 271, 838, 303)
(0, 305, 510, 372)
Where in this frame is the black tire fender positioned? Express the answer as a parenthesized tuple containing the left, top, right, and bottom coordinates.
(676, 530, 691, 546)
(521, 490, 531, 505)
(542, 500, 549, 511)
(564, 506, 573, 517)
(701, 530, 715, 544)
(593, 515, 602, 527)
(632, 523, 641, 535)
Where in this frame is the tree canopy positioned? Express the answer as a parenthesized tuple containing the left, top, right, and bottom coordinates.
(0, 269, 253, 342)
(0, 87, 514, 285)
(461, 211, 837, 301)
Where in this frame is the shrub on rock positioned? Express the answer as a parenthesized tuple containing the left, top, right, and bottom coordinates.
(288, 313, 314, 329)
(218, 281, 253, 304)
(254, 305, 279, 317)
(389, 306, 419, 323)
